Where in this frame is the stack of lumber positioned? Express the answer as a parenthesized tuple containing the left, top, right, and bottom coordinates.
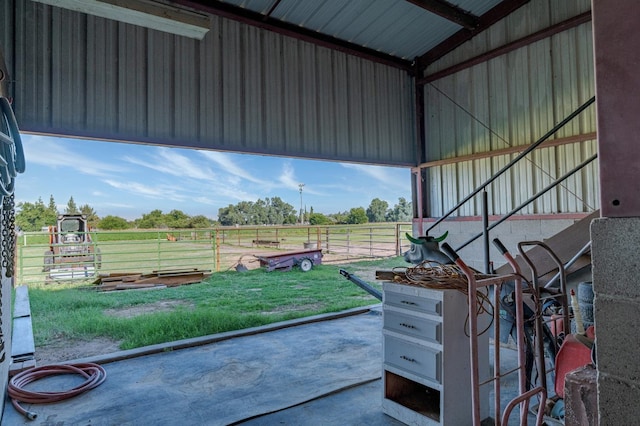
(92, 269, 211, 292)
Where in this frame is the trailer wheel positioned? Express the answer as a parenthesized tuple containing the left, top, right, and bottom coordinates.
(299, 258, 313, 272)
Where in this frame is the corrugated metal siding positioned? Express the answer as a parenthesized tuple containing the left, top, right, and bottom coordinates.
(0, 1, 15, 94)
(5, 0, 416, 166)
(221, 0, 504, 60)
(424, 0, 598, 216)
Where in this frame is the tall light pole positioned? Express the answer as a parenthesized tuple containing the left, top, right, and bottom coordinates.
(298, 183, 305, 224)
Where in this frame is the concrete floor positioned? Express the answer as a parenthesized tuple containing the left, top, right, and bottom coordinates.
(1, 306, 539, 426)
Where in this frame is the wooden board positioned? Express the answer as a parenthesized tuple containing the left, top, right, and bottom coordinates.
(93, 269, 211, 291)
(495, 211, 598, 282)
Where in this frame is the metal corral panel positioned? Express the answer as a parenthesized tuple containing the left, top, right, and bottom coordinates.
(5, 0, 416, 166)
(424, 0, 598, 216)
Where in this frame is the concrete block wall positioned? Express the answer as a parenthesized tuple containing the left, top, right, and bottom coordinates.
(591, 217, 640, 424)
(417, 215, 582, 272)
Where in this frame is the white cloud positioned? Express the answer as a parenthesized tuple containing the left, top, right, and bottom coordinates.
(277, 162, 323, 196)
(22, 135, 125, 177)
(99, 202, 136, 209)
(123, 147, 218, 181)
(199, 151, 264, 184)
(103, 175, 260, 206)
(193, 196, 216, 205)
(341, 163, 408, 190)
(103, 179, 186, 201)
(278, 162, 298, 189)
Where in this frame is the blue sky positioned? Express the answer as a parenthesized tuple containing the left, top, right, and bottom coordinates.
(17, 134, 412, 220)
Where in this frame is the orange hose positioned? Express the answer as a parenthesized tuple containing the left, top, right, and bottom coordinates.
(8, 363, 107, 420)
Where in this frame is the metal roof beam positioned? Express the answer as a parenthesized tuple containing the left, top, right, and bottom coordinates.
(404, 0, 479, 30)
(173, 0, 414, 72)
(418, 11, 592, 85)
(417, 0, 531, 68)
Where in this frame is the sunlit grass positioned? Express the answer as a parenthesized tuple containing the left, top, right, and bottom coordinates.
(27, 257, 407, 351)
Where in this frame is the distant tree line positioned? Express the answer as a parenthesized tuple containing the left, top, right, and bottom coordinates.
(218, 196, 412, 226)
(217, 197, 298, 226)
(15, 195, 412, 232)
(15, 195, 214, 231)
(16, 195, 100, 231)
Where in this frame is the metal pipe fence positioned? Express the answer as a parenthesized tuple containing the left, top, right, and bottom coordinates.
(17, 229, 216, 285)
(16, 223, 412, 285)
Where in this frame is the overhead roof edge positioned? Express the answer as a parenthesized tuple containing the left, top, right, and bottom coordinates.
(174, 0, 415, 73)
(417, 0, 531, 68)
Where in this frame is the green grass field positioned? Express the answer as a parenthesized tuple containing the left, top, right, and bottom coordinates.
(27, 256, 407, 352)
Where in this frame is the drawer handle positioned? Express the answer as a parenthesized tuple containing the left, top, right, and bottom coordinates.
(400, 355, 416, 363)
(399, 322, 416, 329)
(400, 300, 417, 306)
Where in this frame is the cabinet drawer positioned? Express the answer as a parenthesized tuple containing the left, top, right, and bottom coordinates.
(384, 291, 441, 316)
(384, 336, 441, 384)
(384, 310, 441, 344)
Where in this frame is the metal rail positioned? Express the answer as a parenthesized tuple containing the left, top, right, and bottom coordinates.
(339, 269, 383, 301)
(455, 153, 598, 251)
(425, 96, 595, 235)
(422, 96, 596, 273)
(16, 223, 414, 283)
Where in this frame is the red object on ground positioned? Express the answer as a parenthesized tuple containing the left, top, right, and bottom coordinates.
(549, 314, 564, 337)
(555, 328, 594, 398)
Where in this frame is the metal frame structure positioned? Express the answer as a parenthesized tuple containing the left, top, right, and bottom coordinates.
(442, 240, 547, 425)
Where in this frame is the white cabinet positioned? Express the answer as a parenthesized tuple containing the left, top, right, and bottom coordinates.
(382, 282, 490, 425)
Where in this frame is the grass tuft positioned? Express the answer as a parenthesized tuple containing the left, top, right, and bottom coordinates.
(27, 257, 407, 351)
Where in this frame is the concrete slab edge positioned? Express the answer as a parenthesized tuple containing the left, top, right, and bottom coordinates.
(55, 304, 382, 366)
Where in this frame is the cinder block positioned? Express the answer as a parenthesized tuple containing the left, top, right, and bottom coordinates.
(598, 374, 640, 424)
(429, 221, 461, 236)
(593, 297, 640, 381)
(460, 219, 482, 234)
(509, 218, 541, 236)
(591, 217, 640, 299)
(565, 365, 598, 426)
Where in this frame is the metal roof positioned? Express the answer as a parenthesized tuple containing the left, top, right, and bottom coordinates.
(7, 0, 591, 168)
(174, 0, 531, 70)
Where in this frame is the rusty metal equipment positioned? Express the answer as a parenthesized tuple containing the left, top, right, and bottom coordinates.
(257, 248, 322, 272)
(43, 214, 101, 280)
(441, 240, 547, 426)
(517, 241, 596, 420)
(516, 241, 569, 396)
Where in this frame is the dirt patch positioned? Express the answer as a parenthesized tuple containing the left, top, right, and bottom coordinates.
(35, 336, 122, 365)
(35, 300, 194, 364)
(104, 300, 194, 318)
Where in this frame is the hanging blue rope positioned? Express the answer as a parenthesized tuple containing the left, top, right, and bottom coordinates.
(0, 96, 25, 198)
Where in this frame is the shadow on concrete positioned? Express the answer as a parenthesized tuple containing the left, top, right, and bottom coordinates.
(2, 305, 536, 425)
